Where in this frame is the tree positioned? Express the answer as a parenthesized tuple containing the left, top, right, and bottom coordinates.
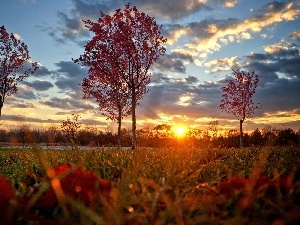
(220, 70, 261, 147)
(250, 128, 264, 146)
(61, 114, 81, 145)
(74, 3, 167, 149)
(0, 26, 38, 116)
(275, 128, 298, 146)
(81, 68, 131, 148)
(208, 120, 220, 138)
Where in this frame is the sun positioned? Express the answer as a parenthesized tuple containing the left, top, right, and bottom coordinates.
(172, 125, 188, 138)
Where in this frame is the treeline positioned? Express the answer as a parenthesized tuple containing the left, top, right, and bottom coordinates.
(0, 125, 299, 148)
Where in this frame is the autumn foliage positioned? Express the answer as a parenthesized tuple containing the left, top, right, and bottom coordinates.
(19, 164, 112, 209)
(0, 26, 38, 116)
(0, 164, 112, 224)
(220, 70, 261, 147)
(74, 3, 167, 149)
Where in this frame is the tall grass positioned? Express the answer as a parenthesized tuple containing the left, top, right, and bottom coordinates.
(0, 146, 299, 224)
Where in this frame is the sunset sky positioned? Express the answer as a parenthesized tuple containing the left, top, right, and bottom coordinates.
(0, 0, 300, 133)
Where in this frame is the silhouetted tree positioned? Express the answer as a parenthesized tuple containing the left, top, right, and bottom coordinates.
(250, 128, 264, 146)
(275, 128, 298, 146)
(61, 114, 81, 145)
(220, 70, 261, 147)
(208, 120, 219, 138)
(262, 125, 278, 146)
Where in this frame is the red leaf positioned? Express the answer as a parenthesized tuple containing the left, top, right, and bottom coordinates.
(20, 164, 112, 208)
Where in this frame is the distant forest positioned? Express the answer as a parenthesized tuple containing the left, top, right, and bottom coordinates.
(0, 125, 299, 148)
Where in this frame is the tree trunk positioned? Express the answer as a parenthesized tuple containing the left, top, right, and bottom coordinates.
(0, 100, 3, 117)
(117, 110, 122, 150)
(131, 91, 137, 150)
(239, 119, 243, 148)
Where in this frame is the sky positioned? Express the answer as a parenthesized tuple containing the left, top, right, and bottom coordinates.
(0, 0, 300, 134)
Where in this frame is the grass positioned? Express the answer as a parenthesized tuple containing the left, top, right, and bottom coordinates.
(0, 146, 300, 224)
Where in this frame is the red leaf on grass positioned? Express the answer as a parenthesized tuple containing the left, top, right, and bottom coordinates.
(216, 176, 248, 198)
(0, 175, 15, 224)
(0, 175, 14, 214)
(20, 164, 112, 208)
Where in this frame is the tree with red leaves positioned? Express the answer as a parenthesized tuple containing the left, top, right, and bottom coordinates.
(82, 68, 131, 148)
(220, 70, 261, 147)
(74, 3, 167, 149)
(0, 26, 38, 116)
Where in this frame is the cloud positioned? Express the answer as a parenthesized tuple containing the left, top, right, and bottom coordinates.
(256, 78, 300, 114)
(33, 65, 52, 77)
(154, 52, 193, 73)
(263, 41, 299, 58)
(14, 86, 37, 100)
(245, 39, 300, 82)
(48, 0, 245, 44)
(54, 61, 88, 92)
(23, 80, 54, 91)
(167, 1, 300, 57)
(133, 0, 209, 20)
(56, 11, 89, 42)
(1, 114, 59, 124)
(143, 35, 300, 129)
(39, 96, 95, 111)
(138, 74, 224, 125)
(8, 102, 36, 109)
(289, 30, 300, 40)
(220, 0, 240, 8)
(204, 56, 241, 73)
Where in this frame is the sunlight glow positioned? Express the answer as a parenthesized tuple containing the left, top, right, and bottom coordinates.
(172, 125, 188, 138)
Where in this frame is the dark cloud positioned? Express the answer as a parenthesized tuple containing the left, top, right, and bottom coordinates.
(54, 61, 88, 91)
(55, 61, 88, 78)
(150, 72, 170, 84)
(1, 113, 107, 127)
(33, 65, 52, 77)
(135, 0, 210, 20)
(55, 11, 90, 42)
(154, 52, 194, 73)
(23, 80, 54, 91)
(39, 96, 95, 111)
(55, 79, 81, 92)
(9, 102, 36, 109)
(1, 114, 59, 124)
(252, 1, 288, 16)
(256, 78, 300, 113)
(243, 60, 279, 85)
(155, 58, 185, 73)
(14, 87, 37, 100)
(245, 41, 300, 82)
(185, 75, 198, 84)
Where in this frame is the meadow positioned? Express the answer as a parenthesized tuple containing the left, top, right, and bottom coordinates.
(0, 146, 300, 224)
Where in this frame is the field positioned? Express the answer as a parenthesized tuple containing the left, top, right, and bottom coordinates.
(0, 146, 300, 224)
